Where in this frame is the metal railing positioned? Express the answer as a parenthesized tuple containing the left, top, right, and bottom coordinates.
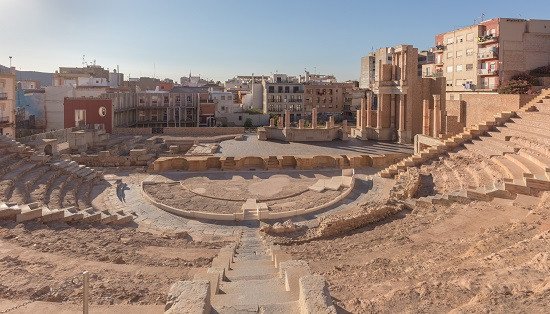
(478, 68, 498, 75)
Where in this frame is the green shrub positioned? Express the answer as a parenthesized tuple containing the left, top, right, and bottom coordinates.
(510, 72, 540, 86)
(498, 80, 531, 94)
(529, 65, 550, 77)
(243, 118, 253, 128)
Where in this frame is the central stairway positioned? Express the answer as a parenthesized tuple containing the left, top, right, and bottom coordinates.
(164, 227, 337, 313)
(211, 229, 300, 313)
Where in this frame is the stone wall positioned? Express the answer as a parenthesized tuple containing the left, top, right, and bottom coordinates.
(18, 127, 79, 143)
(163, 127, 245, 136)
(446, 94, 537, 127)
(70, 150, 155, 167)
(262, 126, 342, 142)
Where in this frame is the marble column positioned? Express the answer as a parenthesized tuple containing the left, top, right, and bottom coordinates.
(356, 109, 361, 129)
(422, 99, 431, 136)
(278, 115, 284, 129)
(361, 97, 367, 131)
(390, 95, 396, 129)
(433, 95, 442, 137)
(269, 118, 274, 127)
(366, 92, 372, 128)
(328, 116, 335, 128)
(398, 94, 406, 132)
(298, 119, 304, 129)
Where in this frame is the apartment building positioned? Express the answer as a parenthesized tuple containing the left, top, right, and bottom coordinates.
(426, 18, 550, 99)
(303, 82, 355, 116)
(53, 65, 123, 88)
(262, 74, 304, 121)
(102, 87, 202, 128)
(0, 68, 16, 138)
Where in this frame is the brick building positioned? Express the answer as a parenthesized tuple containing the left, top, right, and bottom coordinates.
(303, 82, 356, 116)
(63, 98, 114, 133)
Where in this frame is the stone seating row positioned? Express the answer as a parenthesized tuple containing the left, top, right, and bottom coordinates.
(0, 201, 133, 225)
(380, 89, 550, 179)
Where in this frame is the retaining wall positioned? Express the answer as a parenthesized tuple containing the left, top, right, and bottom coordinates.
(151, 153, 408, 173)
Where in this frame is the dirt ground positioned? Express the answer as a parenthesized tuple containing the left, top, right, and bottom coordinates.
(0, 221, 228, 309)
(283, 196, 550, 313)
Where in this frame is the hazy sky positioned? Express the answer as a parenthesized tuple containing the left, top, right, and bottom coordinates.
(1, 0, 548, 82)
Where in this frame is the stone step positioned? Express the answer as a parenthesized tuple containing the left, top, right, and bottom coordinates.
(492, 156, 524, 179)
(226, 265, 278, 282)
(211, 290, 297, 310)
(504, 153, 546, 179)
(212, 300, 300, 314)
(219, 278, 289, 296)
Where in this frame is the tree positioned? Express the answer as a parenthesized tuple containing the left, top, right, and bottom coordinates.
(243, 118, 253, 128)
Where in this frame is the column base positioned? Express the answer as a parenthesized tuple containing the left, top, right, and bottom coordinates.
(397, 130, 413, 144)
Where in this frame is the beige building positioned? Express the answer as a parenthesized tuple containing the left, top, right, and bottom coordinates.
(426, 18, 550, 99)
(0, 68, 16, 138)
(262, 74, 304, 121)
(303, 82, 355, 115)
(353, 45, 447, 144)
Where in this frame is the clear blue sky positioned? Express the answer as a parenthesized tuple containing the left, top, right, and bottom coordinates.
(1, 0, 548, 82)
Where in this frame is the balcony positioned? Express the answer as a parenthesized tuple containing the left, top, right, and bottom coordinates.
(431, 44, 445, 52)
(478, 34, 498, 44)
(478, 83, 499, 90)
(478, 48, 498, 60)
(0, 93, 7, 100)
(426, 71, 444, 78)
(478, 68, 499, 76)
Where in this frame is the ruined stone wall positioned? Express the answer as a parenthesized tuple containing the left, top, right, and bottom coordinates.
(314, 203, 405, 239)
(390, 167, 420, 200)
(18, 127, 79, 143)
(151, 153, 409, 173)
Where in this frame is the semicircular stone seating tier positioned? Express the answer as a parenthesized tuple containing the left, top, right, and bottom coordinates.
(387, 89, 550, 206)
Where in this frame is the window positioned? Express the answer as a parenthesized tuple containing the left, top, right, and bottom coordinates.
(446, 37, 454, 44)
(238, 116, 242, 121)
(466, 33, 474, 41)
(293, 86, 299, 93)
(456, 64, 463, 72)
(284, 86, 290, 93)
(456, 50, 463, 58)
(456, 79, 464, 86)
(75, 109, 86, 127)
(446, 80, 453, 87)
(466, 64, 474, 71)
(187, 96, 191, 101)
(447, 66, 453, 73)
(221, 96, 225, 100)
(457, 36, 463, 43)
(278, 86, 283, 93)
(268, 86, 274, 93)
(164, 96, 169, 104)
(447, 52, 453, 59)
(466, 48, 474, 56)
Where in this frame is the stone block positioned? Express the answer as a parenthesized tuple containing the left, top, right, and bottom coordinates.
(164, 280, 211, 314)
(279, 260, 311, 293)
(299, 275, 337, 314)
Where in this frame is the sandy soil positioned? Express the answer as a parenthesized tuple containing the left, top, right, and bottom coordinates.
(0, 221, 226, 307)
(283, 197, 550, 313)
